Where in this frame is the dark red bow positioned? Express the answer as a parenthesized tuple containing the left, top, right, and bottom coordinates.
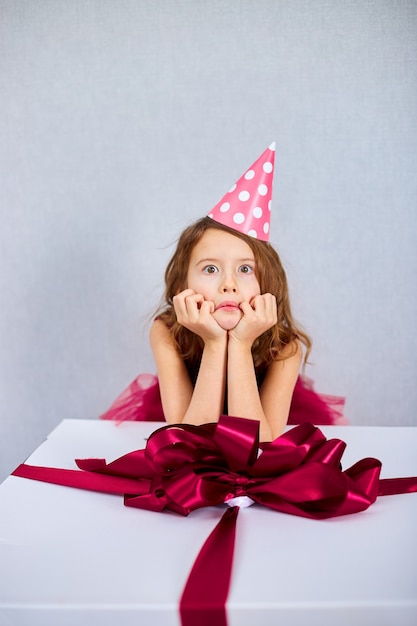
(71, 417, 382, 519)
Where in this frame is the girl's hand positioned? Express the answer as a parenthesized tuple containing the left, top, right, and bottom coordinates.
(229, 293, 277, 346)
(173, 289, 227, 342)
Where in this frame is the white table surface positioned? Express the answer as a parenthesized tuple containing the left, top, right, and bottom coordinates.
(1, 420, 416, 626)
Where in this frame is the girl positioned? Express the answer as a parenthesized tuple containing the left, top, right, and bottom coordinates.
(101, 144, 344, 438)
(150, 217, 306, 441)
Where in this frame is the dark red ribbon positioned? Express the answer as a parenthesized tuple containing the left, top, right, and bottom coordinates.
(12, 417, 417, 626)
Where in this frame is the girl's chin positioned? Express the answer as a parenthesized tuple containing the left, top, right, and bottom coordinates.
(213, 310, 242, 331)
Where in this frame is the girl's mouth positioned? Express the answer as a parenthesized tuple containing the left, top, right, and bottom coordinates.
(215, 301, 240, 312)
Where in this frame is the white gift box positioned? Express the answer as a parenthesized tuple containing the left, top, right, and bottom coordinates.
(1, 420, 416, 626)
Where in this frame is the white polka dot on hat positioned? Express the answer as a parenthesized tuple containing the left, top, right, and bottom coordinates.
(208, 142, 275, 241)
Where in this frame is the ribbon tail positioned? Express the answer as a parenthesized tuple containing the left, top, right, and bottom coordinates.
(180, 506, 239, 626)
(12, 464, 149, 496)
(378, 476, 417, 496)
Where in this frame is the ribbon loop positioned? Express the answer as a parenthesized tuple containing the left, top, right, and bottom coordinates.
(214, 415, 259, 471)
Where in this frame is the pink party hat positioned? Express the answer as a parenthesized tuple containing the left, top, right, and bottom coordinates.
(208, 142, 276, 241)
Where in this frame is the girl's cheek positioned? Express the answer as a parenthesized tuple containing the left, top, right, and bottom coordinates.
(250, 277, 261, 295)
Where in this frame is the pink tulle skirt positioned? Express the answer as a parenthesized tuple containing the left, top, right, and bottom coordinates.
(99, 374, 346, 426)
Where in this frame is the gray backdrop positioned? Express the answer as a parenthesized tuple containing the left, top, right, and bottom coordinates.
(1, 0, 416, 482)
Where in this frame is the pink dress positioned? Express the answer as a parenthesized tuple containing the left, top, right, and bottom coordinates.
(99, 372, 346, 426)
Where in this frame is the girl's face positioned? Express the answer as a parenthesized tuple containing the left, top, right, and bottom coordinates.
(186, 228, 261, 330)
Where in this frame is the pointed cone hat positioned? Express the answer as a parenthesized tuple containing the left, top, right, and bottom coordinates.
(208, 142, 276, 241)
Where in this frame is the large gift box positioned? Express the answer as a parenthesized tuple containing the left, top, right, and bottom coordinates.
(1, 419, 416, 626)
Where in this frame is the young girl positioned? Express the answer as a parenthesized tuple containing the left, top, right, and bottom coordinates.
(100, 144, 344, 438)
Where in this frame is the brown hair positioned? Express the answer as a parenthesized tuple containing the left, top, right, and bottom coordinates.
(155, 217, 311, 371)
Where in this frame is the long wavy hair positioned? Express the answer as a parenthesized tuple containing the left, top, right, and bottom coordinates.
(155, 217, 311, 372)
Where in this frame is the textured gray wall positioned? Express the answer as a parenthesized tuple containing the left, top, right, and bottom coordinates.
(1, 0, 416, 481)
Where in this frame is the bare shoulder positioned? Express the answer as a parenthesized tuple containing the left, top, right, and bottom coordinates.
(149, 318, 184, 369)
(280, 339, 303, 362)
(149, 318, 174, 346)
(266, 339, 303, 379)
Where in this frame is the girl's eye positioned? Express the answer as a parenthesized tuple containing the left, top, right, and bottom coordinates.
(203, 265, 218, 274)
(239, 264, 254, 274)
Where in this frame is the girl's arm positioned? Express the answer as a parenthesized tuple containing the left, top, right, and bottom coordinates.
(183, 334, 227, 424)
(258, 342, 302, 439)
(227, 337, 302, 441)
(227, 293, 302, 441)
(227, 334, 273, 441)
(149, 319, 228, 426)
(149, 319, 193, 422)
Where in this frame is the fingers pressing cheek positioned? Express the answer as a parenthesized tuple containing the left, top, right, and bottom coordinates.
(250, 293, 276, 309)
(200, 300, 215, 314)
(174, 288, 195, 298)
(192, 294, 204, 309)
(239, 301, 254, 316)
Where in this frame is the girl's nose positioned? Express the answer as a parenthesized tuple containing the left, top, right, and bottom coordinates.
(221, 275, 238, 293)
